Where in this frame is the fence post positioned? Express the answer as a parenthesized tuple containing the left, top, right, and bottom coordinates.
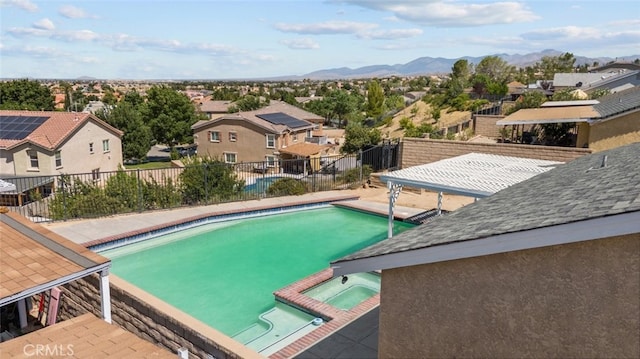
(358, 150, 363, 183)
(203, 163, 208, 205)
(137, 169, 142, 213)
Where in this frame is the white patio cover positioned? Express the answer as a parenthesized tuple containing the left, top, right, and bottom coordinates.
(0, 179, 17, 193)
(380, 153, 562, 237)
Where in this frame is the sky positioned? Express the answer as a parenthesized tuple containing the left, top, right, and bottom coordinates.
(1, 0, 639, 80)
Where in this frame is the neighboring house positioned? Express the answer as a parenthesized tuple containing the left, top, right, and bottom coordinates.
(82, 100, 110, 114)
(497, 86, 640, 151)
(0, 111, 123, 205)
(553, 70, 640, 93)
(0, 211, 173, 358)
(199, 100, 233, 119)
(191, 101, 329, 169)
(332, 143, 640, 358)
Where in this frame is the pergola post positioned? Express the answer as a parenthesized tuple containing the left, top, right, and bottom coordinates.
(388, 181, 403, 238)
(99, 269, 112, 324)
(437, 192, 443, 215)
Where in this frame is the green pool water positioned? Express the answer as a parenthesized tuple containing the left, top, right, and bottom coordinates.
(100, 206, 414, 336)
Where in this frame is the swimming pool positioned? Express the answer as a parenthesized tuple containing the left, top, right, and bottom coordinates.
(244, 176, 285, 193)
(99, 206, 413, 347)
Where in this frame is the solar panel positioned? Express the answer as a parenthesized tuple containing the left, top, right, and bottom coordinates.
(256, 112, 310, 129)
(0, 115, 50, 140)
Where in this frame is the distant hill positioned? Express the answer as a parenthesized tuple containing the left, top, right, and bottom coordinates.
(297, 49, 639, 80)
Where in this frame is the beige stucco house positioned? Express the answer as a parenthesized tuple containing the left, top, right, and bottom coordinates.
(0, 111, 123, 205)
(191, 101, 331, 169)
(332, 143, 640, 358)
(497, 86, 640, 151)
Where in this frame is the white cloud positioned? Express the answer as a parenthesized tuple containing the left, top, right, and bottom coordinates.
(7, 26, 50, 37)
(59, 5, 96, 19)
(280, 38, 320, 50)
(275, 20, 377, 35)
(522, 26, 604, 41)
(0, 0, 38, 12)
(53, 29, 100, 42)
(359, 28, 423, 40)
(339, 0, 539, 27)
(33, 18, 55, 31)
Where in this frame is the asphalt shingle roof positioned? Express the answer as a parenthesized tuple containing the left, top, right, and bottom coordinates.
(335, 142, 640, 262)
(592, 86, 640, 119)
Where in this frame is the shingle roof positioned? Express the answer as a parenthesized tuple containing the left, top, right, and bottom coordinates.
(334, 142, 640, 263)
(592, 86, 640, 119)
(0, 313, 174, 358)
(0, 110, 123, 150)
(0, 212, 110, 303)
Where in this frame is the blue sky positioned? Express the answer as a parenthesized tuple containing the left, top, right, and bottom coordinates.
(1, 0, 639, 80)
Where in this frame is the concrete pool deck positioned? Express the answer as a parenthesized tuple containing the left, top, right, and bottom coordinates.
(41, 190, 427, 358)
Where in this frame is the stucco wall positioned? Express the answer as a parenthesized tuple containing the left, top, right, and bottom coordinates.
(379, 234, 640, 358)
(1, 120, 122, 177)
(588, 111, 640, 152)
(194, 119, 281, 163)
(58, 275, 260, 359)
(399, 138, 591, 168)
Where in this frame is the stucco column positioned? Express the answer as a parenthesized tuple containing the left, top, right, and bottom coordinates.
(99, 269, 112, 324)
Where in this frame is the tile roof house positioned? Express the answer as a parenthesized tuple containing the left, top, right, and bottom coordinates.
(332, 143, 640, 358)
(0, 111, 123, 177)
(0, 211, 173, 358)
(497, 86, 640, 151)
(0, 111, 123, 207)
(553, 70, 640, 93)
(191, 101, 332, 170)
(198, 100, 233, 120)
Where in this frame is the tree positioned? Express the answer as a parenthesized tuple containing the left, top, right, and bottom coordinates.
(179, 156, 245, 204)
(102, 102, 152, 161)
(0, 79, 54, 110)
(451, 59, 472, 85)
(539, 52, 576, 79)
(142, 85, 204, 146)
(341, 122, 381, 153)
(366, 80, 385, 119)
(475, 56, 515, 84)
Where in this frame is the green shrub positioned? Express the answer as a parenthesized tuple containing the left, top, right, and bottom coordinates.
(267, 177, 306, 196)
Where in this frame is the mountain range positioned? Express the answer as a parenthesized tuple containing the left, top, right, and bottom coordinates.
(295, 49, 639, 80)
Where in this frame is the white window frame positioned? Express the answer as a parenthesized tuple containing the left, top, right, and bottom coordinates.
(229, 131, 237, 142)
(102, 139, 110, 153)
(209, 131, 220, 142)
(266, 134, 275, 149)
(265, 155, 276, 168)
(55, 150, 62, 168)
(91, 168, 100, 182)
(224, 152, 237, 164)
(28, 150, 39, 169)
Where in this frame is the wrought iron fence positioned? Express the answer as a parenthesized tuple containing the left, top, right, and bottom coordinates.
(1, 153, 385, 223)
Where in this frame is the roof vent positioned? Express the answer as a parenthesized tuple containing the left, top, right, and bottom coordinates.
(587, 155, 608, 172)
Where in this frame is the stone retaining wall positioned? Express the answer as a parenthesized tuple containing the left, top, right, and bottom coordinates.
(57, 275, 260, 359)
(399, 138, 591, 168)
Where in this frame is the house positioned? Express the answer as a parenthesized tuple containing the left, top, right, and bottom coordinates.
(0, 111, 123, 205)
(553, 69, 640, 94)
(496, 86, 640, 151)
(331, 143, 640, 358)
(191, 101, 330, 169)
(0, 210, 173, 358)
(199, 99, 233, 119)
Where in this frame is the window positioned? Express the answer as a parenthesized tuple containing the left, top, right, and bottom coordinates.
(306, 129, 312, 139)
(229, 132, 237, 142)
(89, 142, 94, 154)
(92, 168, 100, 182)
(55, 151, 62, 168)
(102, 139, 110, 153)
(209, 131, 220, 142)
(224, 152, 237, 164)
(28, 151, 39, 169)
(292, 133, 298, 142)
(265, 155, 276, 168)
(266, 134, 275, 148)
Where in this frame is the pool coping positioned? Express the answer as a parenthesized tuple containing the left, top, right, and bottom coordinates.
(83, 194, 360, 249)
(79, 194, 410, 358)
